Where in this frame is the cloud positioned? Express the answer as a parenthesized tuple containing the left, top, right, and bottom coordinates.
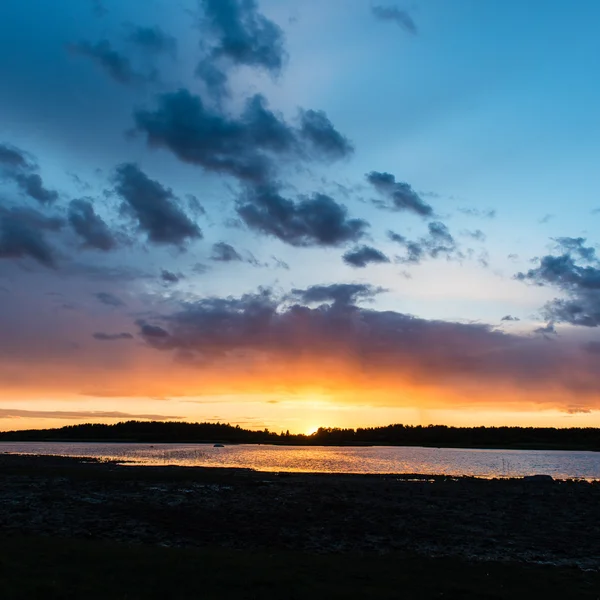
(68, 199, 117, 251)
(426, 221, 457, 258)
(298, 109, 354, 160)
(0, 408, 179, 420)
(289, 283, 385, 307)
(343, 245, 390, 268)
(462, 229, 486, 242)
(114, 163, 202, 246)
(501, 315, 520, 322)
(0, 144, 31, 170)
(271, 256, 289, 270)
(0, 207, 61, 267)
(371, 5, 417, 35)
(367, 171, 433, 217)
(458, 207, 496, 219)
(134, 90, 299, 184)
(161, 269, 182, 283)
(200, 0, 286, 74)
(95, 291, 125, 307)
(70, 40, 142, 85)
(534, 322, 558, 337)
(193, 263, 210, 275)
(127, 25, 176, 56)
(553, 237, 596, 262)
(0, 143, 58, 204)
(195, 59, 230, 99)
(387, 222, 460, 265)
(237, 184, 368, 247)
(13, 173, 59, 204)
(137, 320, 170, 338)
(211, 241, 243, 262)
(516, 239, 600, 327)
(134, 90, 352, 187)
(133, 287, 600, 407)
(565, 406, 592, 414)
(93, 332, 134, 340)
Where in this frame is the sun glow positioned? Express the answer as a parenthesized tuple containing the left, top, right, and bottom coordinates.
(305, 426, 320, 436)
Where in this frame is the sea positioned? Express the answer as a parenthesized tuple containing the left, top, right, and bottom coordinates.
(0, 441, 599, 479)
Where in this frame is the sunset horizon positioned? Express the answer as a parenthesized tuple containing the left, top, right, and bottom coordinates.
(2, 0, 600, 435)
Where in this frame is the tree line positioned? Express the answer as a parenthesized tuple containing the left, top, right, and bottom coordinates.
(0, 421, 599, 450)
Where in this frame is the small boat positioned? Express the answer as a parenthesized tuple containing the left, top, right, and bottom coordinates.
(214, 443, 225, 448)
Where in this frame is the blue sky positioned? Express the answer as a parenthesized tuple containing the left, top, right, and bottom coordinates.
(1, 0, 600, 432)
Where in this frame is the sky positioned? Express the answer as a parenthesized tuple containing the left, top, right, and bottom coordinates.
(1, 0, 600, 434)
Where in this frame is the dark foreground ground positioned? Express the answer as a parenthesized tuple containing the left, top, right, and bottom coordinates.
(0, 454, 599, 599)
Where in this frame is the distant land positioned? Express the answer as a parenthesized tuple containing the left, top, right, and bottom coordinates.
(0, 421, 599, 451)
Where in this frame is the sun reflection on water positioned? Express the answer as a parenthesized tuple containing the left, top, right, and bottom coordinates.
(0, 442, 599, 480)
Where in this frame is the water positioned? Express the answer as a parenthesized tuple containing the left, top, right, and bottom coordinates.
(1, 441, 599, 479)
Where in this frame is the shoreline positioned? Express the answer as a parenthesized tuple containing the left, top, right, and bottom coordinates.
(1, 454, 599, 571)
(4, 450, 600, 481)
(1, 438, 599, 451)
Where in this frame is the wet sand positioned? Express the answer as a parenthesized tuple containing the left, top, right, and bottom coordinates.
(0, 454, 598, 570)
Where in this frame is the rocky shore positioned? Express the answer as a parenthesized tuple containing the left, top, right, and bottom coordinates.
(0, 454, 598, 570)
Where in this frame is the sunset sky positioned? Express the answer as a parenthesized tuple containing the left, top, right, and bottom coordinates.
(1, 0, 600, 433)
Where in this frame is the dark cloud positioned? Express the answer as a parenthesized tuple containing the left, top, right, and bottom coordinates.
(290, 283, 385, 307)
(426, 221, 457, 258)
(0, 207, 61, 267)
(0, 408, 179, 420)
(0, 143, 58, 204)
(134, 90, 352, 188)
(70, 40, 141, 85)
(200, 0, 286, 74)
(68, 199, 117, 251)
(387, 222, 459, 265)
(343, 245, 390, 268)
(135, 90, 298, 183)
(13, 173, 59, 204)
(367, 171, 433, 217)
(237, 185, 368, 247)
(95, 291, 125, 307)
(211, 241, 243, 262)
(534, 322, 557, 337)
(195, 59, 229, 99)
(271, 256, 289, 270)
(114, 163, 201, 246)
(93, 332, 134, 340)
(135, 288, 600, 402)
(185, 194, 207, 217)
(371, 5, 417, 35)
(137, 320, 170, 338)
(299, 109, 354, 160)
(501, 315, 520, 322)
(516, 241, 600, 327)
(553, 237, 596, 262)
(127, 26, 176, 56)
(161, 269, 182, 283)
(388, 230, 425, 264)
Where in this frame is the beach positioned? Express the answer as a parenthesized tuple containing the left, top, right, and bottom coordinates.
(0, 453, 599, 598)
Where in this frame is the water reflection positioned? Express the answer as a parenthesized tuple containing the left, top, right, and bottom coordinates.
(0, 442, 599, 479)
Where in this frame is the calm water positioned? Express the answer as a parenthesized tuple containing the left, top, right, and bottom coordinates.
(1, 442, 599, 479)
